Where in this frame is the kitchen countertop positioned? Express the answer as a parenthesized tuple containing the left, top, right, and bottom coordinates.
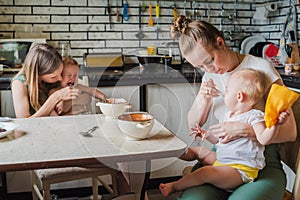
(79, 63, 203, 88)
(276, 68, 300, 90)
(0, 64, 203, 90)
(1, 64, 299, 90)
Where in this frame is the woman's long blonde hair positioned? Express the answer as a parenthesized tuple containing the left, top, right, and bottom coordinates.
(170, 15, 225, 56)
(15, 43, 62, 111)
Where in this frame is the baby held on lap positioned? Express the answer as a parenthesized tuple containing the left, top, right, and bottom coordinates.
(159, 68, 291, 197)
(50, 57, 107, 116)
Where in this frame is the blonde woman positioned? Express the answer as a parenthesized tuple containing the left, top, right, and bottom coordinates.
(160, 68, 290, 197)
(171, 16, 296, 200)
(12, 43, 80, 118)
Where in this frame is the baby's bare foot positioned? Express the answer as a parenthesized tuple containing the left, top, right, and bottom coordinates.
(159, 183, 175, 197)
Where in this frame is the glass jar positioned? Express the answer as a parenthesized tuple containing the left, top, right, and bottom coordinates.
(58, 41, 71, 57)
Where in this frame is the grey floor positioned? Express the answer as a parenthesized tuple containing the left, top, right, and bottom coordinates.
(147, 189, 181, 200)
(59, 189, 181, 200)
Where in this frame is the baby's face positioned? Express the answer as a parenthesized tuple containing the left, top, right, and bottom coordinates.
(61, 64, 79, 87)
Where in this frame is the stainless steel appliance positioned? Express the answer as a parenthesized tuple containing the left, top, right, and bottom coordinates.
(0, 38, 46, 72)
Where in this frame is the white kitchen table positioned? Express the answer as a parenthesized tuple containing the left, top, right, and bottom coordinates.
(0, 114, 187, 200)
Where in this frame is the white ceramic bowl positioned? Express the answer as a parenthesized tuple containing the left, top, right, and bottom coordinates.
(117, 112, 154, 140)
(96, 98, 130, 118)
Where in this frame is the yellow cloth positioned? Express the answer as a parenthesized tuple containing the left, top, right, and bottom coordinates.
(213, 160, 259, 181)
(265, 84, 299, 128)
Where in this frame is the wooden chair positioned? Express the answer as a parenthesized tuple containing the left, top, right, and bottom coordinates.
(32, 166, 118, 200)
(283, 156, 300, 200)
(32, 76, 118, 200)
(293, 157, 300, 200)
(280, 96, 300, 200)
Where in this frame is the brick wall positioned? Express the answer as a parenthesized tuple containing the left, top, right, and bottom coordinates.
(0, 0, 299, 64)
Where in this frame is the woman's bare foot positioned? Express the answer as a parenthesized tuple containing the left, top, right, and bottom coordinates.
(159, 182, 175, 197)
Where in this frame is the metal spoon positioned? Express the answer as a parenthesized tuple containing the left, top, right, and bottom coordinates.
(79, 126, 99, 137)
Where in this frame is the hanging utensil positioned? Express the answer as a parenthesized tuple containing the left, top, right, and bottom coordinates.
(141, 1, 147, 12)
(183, 0, 187, 16)
(156, 2, 160, 32)
(116, 0, 121, 22)
(148, 3, 153, 27)
(171, 3, 177, 21)
(278, 5, 295, 64)
(123, 0, 129, 22)
(207, 4, 211, 22)
(106, 0, 112, 29)
(192, 1, 196, 20)
(219, 3, 224, 31)
(135, 5, 145, 40)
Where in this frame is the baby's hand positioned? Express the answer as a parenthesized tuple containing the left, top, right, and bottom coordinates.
(55, 101, 64, 115)
(101, 95, 108, 103)
(277, 110, 290, 125)
(189, 123, 208, 141)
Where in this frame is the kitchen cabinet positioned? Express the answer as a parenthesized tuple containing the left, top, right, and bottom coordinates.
(147, 83, 199, 143)
(0, 90, 15, 118)
(146, 83, 201, 179)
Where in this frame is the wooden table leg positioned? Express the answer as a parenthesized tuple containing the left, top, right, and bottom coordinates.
(139, 85, 147, 112)
(140, 160, 151, 200)
(0, 172, 7, 199)
(125, 160, 151, 200)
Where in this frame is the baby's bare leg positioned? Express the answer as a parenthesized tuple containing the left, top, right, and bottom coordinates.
(159, 165, 243, 197)
(180, 146, 216, 165)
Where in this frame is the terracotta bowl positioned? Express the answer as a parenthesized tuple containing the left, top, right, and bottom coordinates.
(117, 112, 154, 140)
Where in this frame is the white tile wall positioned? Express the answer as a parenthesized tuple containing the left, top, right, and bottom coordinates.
(15, 15, 50, 23)
(15, 0, 49, 5)
(33, 7, 69, 14)
(51, 0, 87, 6)
(1, 6, 31, 14)
(51, 15, 87, 23)
(0, 0, 298, 64)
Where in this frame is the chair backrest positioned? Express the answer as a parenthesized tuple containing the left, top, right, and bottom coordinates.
(294, 149, 300, 199)
(293, 105, 300, 199)
(279, 97, 300, 172)
(279, 96, 300, 199)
